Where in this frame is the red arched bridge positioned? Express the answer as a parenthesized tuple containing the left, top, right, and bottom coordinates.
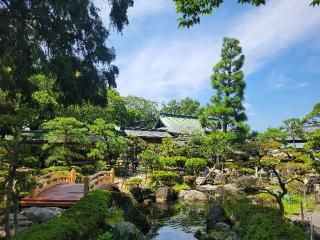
(20, 169, 117, 208)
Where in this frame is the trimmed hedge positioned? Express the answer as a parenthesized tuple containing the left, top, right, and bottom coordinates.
(14, 191, 113, 240)
(149, 171, 180, 187)
(224, 200, 306, 240)
(185, 158, 207, 175)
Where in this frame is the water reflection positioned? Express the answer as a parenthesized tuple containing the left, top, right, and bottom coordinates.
(145, 202, 208, 240)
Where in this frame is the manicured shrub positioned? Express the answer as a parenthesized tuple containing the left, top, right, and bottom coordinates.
(81, 164, 96, 175)
(149, 171, 180, 187)
(183, 175, 196, 185)
(240, 167, 255, 175)
(95, 160, 107, 171)
(41, 165, 82, 175)
(124, 177, 143, 189)
(14, 190, 113, 240)
(185, 158, 207, 175)
(173, 183, 190, 192)
(245, 213, 306, 240)
(224, 200, 306, 240)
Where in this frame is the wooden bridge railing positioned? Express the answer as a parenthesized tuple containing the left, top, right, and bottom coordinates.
(30, 169, 77, 197)
(83, 169, 115, 195)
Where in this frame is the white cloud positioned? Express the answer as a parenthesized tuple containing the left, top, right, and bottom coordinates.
(116, 37, 220, 100)
(115, 0, 320, 101)
(266, 69, 310, 90)
(230, 0, 320, 74)
(243, 102, 256, 117)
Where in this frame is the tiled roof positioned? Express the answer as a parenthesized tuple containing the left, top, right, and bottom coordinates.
(124, 128, 171, 138)
(155, 113, 204, 135)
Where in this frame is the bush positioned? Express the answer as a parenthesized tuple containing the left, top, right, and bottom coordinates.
(95, 160, 107, 171)
(14, 191, 113, 240)
(183, 175, 196, 185)
(245, 213, 306, 240)
(97, 231, 113, 240)
(240, 167, 255, 175)
(124, 177, 143, 189)
(81, 165, 96, 175)
(173, 184, 190, 192)
(185, 158, 207, 175)
(224, 200, 306, 240)
(41, 165, 82, 175)
(149, 171, 180, 187)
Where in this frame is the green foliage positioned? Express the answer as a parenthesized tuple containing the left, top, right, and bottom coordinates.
(159, 137, 182, 157)
(125, 95, 159, 128)
(203, 131, 236, 160)
(175, 0, 318, 28)
(0, 1, 133, 106)
(224, 200, 306, 240)
(201, 38, 247, 135)
(138, 149, 162, 172)
(96, 160, 107, 171)
(97, 231, 113, 240)
(88, 118, 125, 163)
(13, 190, 113, 240)
(240, 167, 255, 175)
(124, 177, 143, 189)
(149, 171, 181, 187)
(41, 117, 88, 166)
(245, 213, 306, 240)
(173, 183, 190, 192)
(161, 97, 203, 116)
(257, 127, 288, 143)
(81, 165, 96, 175)
(185, 158, 207, 175)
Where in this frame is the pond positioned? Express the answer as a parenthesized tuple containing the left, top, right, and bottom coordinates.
(145, 202, 209, 240)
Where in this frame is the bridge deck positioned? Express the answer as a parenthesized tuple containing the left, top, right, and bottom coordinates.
(20, 183, 84, 208)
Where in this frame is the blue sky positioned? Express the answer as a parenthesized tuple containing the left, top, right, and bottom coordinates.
(98, 0, 320, 131)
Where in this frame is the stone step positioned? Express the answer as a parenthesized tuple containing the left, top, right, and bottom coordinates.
(9, 220, 33, 227)
(9, 214, 29, 221)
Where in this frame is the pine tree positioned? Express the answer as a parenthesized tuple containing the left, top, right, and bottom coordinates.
(201, 37, 247, 134)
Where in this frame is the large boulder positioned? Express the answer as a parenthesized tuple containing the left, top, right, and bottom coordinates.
(214, 173, 227, 185)
(112, 221, 145, 240)
(196, 176, 207, 185)
(196, 184, 219, 193)
(21, 207, 65, 223)
(156, 187, 176, 203)
(112, 191, 150, 234)
(236, 176, 257, 192)
(179, 190, 207, 202)
(206, 203, 232, 231)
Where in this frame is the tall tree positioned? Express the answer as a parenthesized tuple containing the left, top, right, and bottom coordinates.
(0, 0, 133, 106)
(161, 97, 203, 116)
(125, 95, 159, 128)
(174, 0, 319, 27)
(201, 37, 247, 135)
(281, 118, 303, 146)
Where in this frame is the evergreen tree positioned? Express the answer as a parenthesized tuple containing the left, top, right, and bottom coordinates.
(201, 37, 247, 135)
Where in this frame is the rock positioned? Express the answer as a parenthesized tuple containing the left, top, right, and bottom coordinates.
(236, 176, 257, 192)
(196, 176, 207, 185)
(9, 213, 29, 221)
(214, 173, 227, 185)
(112, 221, 145, 240)
(196, 184, 219, 193)
(21, 207, 65, 223)
(215, 222, 231, 232)
(99, 183, 120, 192)
(206, 203, 231, 231)
(179, 190, 207, 202)
(111, 191, 150, 234)
(9, 220, 33, 228)
(156, 187, 175, 203)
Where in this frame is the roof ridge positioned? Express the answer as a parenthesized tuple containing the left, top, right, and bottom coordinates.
(159, 112, 199, 119)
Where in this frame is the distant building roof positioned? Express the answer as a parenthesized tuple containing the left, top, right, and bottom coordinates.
(154, 113, 204, 135)
(124, 127, 171, 139)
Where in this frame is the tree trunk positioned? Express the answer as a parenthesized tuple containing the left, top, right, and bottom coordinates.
(276, 196, 285, 216)
(13, 190, 19, 236)
(4, 164, 16, 238)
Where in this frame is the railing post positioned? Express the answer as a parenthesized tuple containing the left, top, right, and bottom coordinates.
(70, 168, 76, 183)
(110, 168, 115, 184)
(84, 176, 90, 195)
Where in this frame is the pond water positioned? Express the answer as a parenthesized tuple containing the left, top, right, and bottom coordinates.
(145, 202, 208, 240)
